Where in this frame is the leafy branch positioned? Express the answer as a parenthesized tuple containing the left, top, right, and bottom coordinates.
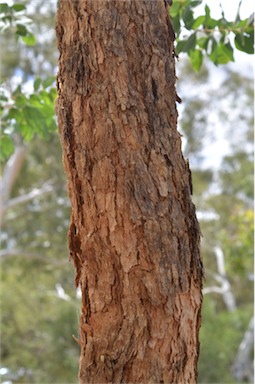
(0, 2, 36, 45)
(170, 0, 254, 71)
(0, 79, 57, 161)
(0, 3, 57, 161)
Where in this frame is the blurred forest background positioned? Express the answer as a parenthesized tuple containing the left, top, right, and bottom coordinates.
(0, 0, 254, 383)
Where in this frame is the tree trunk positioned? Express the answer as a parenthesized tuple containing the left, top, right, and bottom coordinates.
(56, 1, 203, 383)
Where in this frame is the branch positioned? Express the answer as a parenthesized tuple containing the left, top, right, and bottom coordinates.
(203, 247, 237, 311)
(232, 316, 254, 383)
(0, 248, 68, 266)
(0, 144, 27, 219)
(195, 25, 253, 35)
(214, 246, 226, 276)
(5, 183, 54, 211)
(214, 246, 237, 311)
(55, 283, 71, 301)
(46, 285, 80, 308)
(203, 286, 224, 295)
(0, 141, 54, 221)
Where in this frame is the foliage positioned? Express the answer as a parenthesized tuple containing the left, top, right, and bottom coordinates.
(1, 256, 79, 383)
(0, 80, 57, 160)
(0, 1, 57, 161)
(220, 151, 254, 201)
(198, 298, 253, 383)
(0, 2, 36, 45)
(0, 136, 80, 383)
(170, 0, 254, 71)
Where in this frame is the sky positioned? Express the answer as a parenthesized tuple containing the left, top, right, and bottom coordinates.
(210, 0, 254, 19)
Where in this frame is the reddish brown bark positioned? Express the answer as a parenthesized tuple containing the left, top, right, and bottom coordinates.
(56, 1, 203, 383)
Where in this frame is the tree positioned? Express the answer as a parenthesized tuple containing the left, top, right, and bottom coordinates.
(1, 1, 253, 382)
(56, 1, 203, 382)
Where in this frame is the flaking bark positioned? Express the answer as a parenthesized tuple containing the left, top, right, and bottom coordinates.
(56, 1, 203, 383)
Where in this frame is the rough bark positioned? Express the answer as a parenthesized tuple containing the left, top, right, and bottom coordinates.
(56, 1, 203, 383)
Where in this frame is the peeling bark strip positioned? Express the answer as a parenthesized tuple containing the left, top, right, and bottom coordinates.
(56, 1, 203, 383)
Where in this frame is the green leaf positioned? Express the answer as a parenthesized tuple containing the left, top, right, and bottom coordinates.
(176, 33, 198, 54)
(234, 33, 254, 54)
(205, 4, 210, 19)
(209, 42, 234, 65)
(20, 124, 33, 141)
(15, 94, 27, 107)
(183, 32, 197, 52)
(16, 24, 27, 37)
(29, 94, 42, 108)
(21, 32, 36, 46)
(48, 87, 57, 104)
(221, 42, 234, 61)
(12, 4, 26, 12)
(0, 135, 15, 161)
(7, 107, 22, 121)
(188, 49, 203, 71)
(189, 1, 202, 7)
(207, 18, 219, 29)
(0, 3, 9, 14)
(204, 4, 212, 28)
(34, 78, 41, 92)
(209, 37, 217, 54)
(39, 90, 52, 104)
(176, 39, 188, 54)
(42, 77, 56, 89)
(182, 7, 194, 30)
(197, 36, 209, 50)
(23, 105, 45, 135)
(192, 15, 205, 29)
(172, 15, 181, 36)
(170, 1, 181, 18)
(234, 18, 249, 28)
